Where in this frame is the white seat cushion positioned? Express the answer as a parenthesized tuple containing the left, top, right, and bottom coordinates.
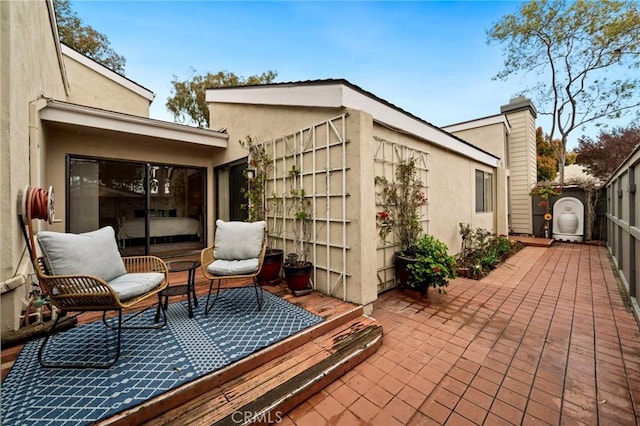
(213, 220, 265, 260)
(108, 272, 164, 301)
(37, 226, 127, 282)
(207, 258, 260, 276)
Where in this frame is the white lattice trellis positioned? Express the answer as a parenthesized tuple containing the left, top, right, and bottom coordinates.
(262, 115, 350, 300)
(373, 137, 430, 293)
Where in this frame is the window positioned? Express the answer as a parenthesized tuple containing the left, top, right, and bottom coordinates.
(475, 170, 493, 212)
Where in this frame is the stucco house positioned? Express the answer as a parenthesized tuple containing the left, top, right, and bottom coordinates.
(1, 0, 537, 333)
(205, 82, 537, 300)
(2, 0, 227, 333)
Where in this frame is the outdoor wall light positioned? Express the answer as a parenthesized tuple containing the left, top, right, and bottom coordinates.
(246, 168, 256, 180)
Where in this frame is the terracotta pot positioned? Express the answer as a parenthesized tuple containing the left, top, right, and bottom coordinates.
(258, 248, 284, 285)
(283, 261, 313, 291)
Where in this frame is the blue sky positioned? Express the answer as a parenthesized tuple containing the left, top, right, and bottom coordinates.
(70, 1, 610, 149)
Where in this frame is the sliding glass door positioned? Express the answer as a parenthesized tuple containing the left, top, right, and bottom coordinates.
(67, 156, 206, 256)
(215, 158, 248, 222)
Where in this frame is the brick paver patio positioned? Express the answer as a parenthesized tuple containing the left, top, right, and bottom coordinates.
(284, 243, 640, 425)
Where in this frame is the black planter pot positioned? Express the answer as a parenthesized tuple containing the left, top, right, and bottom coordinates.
(394, 252, 427, 296)
(258, 248, 284, 286)
(283, 260, 313, 294)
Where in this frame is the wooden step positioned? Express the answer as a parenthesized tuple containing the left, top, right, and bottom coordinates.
(143, 315, 383, 425)
(97, 298, 378, 425)
(511, 235, 554, 247)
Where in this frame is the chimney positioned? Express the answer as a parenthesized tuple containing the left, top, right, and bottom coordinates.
(500, 96, 537, 117)
(501, 96, 537, 235)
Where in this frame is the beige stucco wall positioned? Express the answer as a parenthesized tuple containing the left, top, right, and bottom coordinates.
(373, 124, 497, 254)
(344, 110, 378, 308)
(208, 100, 503, 255)
(208, 100, 504, 303)
(63, 54, 151, 117)
(449, 123, 510, 235)
(1, 0, 70, 332)
(208, 102, 380, 307)
(450, 124, 508, 167)
(208, 102, 343, 165)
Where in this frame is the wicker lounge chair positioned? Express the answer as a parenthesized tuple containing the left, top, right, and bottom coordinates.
(200, 220, 267, 313)
(21, 187, 169, 369)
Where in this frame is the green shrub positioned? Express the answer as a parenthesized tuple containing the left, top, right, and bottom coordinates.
(457, 224, 522, 278)
(406, 234, 457, 294)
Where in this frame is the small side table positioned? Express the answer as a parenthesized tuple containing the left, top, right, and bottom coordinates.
(155, 260, 200, 319)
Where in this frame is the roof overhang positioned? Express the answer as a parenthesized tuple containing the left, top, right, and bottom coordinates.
(442, 114, 511, 135)
(39, 99, 228, 148)
(206, 81, 500, 167)
(47, 0, 69, 96)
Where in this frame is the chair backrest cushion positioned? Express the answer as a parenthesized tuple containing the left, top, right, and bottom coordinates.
(214, 220, 265, 260)
(37, 226, 127, 282)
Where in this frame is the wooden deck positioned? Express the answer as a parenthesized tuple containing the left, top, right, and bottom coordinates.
(1, 261, 382, 425)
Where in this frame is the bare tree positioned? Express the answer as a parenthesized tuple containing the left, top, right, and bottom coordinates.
(488, 0, 640, 184)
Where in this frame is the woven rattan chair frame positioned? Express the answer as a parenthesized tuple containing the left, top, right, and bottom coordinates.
(25, 232, 169, 369)
(19, 186, 170, 368)
(200, 239, 267, 314)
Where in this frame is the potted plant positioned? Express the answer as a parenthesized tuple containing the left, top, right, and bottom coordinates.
(282, 164, 313, 295)
(406, 234, 457, 296)
(240, 136, 284, 285)
(375, 157, 427, 288)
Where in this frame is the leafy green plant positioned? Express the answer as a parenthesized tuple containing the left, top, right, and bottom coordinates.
(530, 183, 562, 211)
(286, 164, 312, 263)
(240, 136, 287, 249)
(456, 223, 522, 278)
(240, 135, 271, 222)
(406, 234, 457, 294)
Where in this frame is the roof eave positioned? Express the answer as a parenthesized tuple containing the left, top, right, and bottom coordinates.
(206, 82, 500, 167)
(40, 99, 228, 148)
(61, 44, 155, 102)
(442, 114, 511, 135)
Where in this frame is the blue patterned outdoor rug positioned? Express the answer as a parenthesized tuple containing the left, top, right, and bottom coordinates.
(1, 288, 323, 426)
